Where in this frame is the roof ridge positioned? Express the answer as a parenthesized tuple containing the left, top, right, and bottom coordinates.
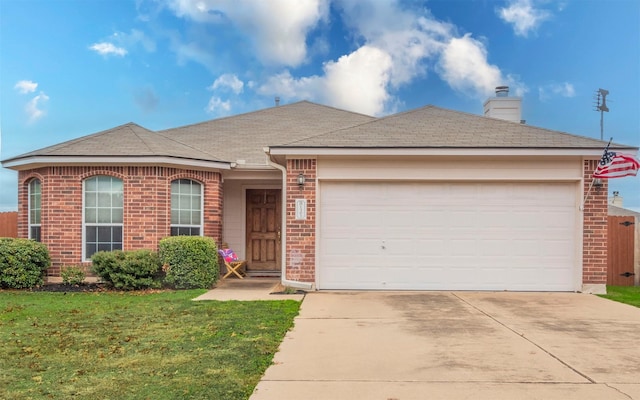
(39, 122, 144, 155)
(159, 100, 375, 133)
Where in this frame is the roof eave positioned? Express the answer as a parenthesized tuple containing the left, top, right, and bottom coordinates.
(267, 147, 638, 158)
(1, 155, 232, 171)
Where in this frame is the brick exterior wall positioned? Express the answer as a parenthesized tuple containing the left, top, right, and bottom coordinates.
(285, 159, 316, 282)
(18, 166, 223, 277)
(582, 159, 609, 286)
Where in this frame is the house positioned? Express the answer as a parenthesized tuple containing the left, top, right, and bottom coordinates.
(608, 193, 640, 286)
(3, 92, 638, 294)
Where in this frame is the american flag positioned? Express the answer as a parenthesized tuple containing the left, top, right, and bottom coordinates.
(593, 143, 640, 179)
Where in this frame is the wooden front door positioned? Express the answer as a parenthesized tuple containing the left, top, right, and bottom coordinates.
(607, 216, 636, 286)
(246, 189, 281, 272)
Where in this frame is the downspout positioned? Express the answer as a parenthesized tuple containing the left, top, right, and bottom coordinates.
(264, 148, 314, 290)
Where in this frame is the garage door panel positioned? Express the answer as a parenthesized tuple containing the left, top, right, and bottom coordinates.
(319, 181, 577, 291)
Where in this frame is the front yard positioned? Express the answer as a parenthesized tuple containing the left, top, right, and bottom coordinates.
(0, 290, 300, 400)
(598, 285, 640, 308)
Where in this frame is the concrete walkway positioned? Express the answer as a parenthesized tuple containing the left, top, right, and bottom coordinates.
(193, 277, 305, 301)
(251, 291, 640, 400)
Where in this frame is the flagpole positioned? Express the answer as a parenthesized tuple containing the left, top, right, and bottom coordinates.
(580, 179, 596, 211)
(581, 137, 613, 210)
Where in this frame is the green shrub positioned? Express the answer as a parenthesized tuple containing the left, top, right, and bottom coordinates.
(159, 236, 219, 289)
(61, 265, 86, 285)
(0, 238, 50, 289)
(91, 249, 162, 290)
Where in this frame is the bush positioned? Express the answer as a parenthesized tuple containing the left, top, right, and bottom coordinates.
(91, 249, 162, 290)
(61, 265, 86, 285)
(0, 238, 50, 289)
(159, 236, 218, 289)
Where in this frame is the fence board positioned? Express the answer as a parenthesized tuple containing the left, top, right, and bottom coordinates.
(0, 212, 18, 238)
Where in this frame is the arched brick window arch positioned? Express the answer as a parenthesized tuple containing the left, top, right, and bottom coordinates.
(83, 175, 123, 259)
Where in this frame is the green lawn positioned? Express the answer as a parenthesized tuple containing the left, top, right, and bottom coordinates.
(598, 286, 640, 308)
(0, 290, 300, 400)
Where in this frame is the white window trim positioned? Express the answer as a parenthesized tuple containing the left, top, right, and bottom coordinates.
(82, 176, 124, 261)
(170, 179, 204, 236)
(28, 179, 41, 241)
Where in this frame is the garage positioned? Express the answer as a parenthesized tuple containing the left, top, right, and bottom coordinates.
(318, 181, 578, 291)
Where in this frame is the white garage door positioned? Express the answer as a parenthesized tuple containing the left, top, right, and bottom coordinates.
(318, 182, 577, 291)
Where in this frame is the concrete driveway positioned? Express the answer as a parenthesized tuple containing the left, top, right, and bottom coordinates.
(251, 292, 640, 400)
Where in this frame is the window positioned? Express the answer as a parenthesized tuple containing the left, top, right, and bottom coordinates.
(171, 179, 202, 236)
(28, 179, 42, 242)
(84, 176, 123, 259)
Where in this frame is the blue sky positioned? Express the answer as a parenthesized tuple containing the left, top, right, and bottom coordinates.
(1, 0, 639, 211)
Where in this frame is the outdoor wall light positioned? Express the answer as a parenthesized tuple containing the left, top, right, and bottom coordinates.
(297, 172, 306, 188)
(593, 178, 603, 188)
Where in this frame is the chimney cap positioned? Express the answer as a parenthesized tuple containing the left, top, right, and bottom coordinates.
(495, 86, 509, 97)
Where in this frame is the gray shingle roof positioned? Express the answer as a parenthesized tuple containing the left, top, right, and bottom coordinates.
(3, 101, 636, 169)
(157, 101, 376, 164)
(275, 105, 631, 149)
(4, 101, 375, 166)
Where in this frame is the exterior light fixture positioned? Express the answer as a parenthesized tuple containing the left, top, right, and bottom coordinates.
(593, 178, 603, 188)
(297, 173, 306, 188)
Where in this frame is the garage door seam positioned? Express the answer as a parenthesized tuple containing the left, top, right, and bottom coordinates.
(451, 293, 596, 384)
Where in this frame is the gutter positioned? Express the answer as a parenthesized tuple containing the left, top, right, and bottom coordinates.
(263, 147, 314, 290)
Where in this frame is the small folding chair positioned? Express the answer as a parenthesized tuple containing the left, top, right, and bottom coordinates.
(218, 246, 247, 279)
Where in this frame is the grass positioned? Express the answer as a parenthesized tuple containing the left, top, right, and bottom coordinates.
(0, 290, 300, 400)
(598, 285, 640, 308)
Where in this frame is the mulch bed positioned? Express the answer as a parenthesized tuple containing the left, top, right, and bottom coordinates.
(28, 283, 108, 293)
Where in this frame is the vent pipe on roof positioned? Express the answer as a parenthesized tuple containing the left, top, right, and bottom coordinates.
(609, 191, 624, 207)
(495, 86, 509, 97)
(275, 96, 280, 107)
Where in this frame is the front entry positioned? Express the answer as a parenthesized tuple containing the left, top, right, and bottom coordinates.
(246, 189, 281, 274)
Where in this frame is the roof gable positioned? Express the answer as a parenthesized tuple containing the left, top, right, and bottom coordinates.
(11, 122, 223, 162)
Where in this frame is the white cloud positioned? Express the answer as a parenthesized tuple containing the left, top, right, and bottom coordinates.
(25, 92, 50, 123)
(438, 34, 504, 99)
(210, 73, 244, 94)
(206, 96, 231, 114)
(14, 80, 38, 94)
(164, 0, 523, 114)
(259, 1, 522, 115)
(165, 0, 328, 66)
(89, 42, 128, 56)
(259, 45, 393, 116)
(497, 0, 551, 37)
(538, 82, 576, 101)
(116, 29, 156, 52)
(336, 1, 451, 87)
(322, 46, 393, 115)
(89, 29, 155, 59)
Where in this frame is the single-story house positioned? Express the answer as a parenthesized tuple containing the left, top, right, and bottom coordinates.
(3, 91, 638, 294)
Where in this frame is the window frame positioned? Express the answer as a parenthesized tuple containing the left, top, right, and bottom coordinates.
(28, 179, 42, 242)
(170, 179, 203, 237)
(82, 175, 124, 260)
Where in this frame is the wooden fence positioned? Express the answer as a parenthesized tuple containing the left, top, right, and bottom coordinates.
(0, 212, 18, 238)
(607, 215, 636, 286)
